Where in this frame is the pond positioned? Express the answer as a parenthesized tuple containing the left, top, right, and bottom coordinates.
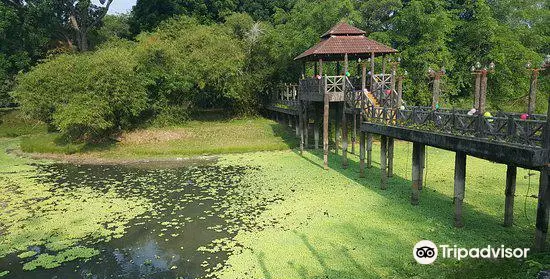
(0, 159, 282, 279)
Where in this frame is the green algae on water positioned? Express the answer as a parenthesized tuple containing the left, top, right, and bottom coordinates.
(0, 139, 151, 271)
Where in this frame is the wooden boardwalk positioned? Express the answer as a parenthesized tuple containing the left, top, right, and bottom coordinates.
(266, 76, 550, 251)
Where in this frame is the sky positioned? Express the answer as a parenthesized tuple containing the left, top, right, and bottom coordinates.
(106, 0, 137, 15)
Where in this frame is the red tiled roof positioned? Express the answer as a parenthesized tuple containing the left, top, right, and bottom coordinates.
(294, 35, 397, 60)
(320, 22, 366, 38)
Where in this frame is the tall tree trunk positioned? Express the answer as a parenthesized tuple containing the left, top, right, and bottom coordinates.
(79, 31, 88, 52)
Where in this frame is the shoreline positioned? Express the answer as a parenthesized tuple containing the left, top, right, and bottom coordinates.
(7, 146, 221, 166)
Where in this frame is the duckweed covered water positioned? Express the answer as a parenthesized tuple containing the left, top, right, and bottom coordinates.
(0, 138, 547, 278)
(0, 139, 283, 278)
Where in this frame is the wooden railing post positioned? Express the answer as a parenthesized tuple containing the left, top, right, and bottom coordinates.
(507, 116, 515, 142)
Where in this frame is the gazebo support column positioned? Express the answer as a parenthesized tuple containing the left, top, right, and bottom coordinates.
(314, 107, 320, 150)
(342, 53, 349, 168)
(323, 96, 329, 170)
(295, 116, 299, 137)
(352, 111, 357, 154)
(342, 103, 348, 168)
(299, 101, 304, 155)
(304, 106, 309, 149)
(370, 52, 375, 92)
(335, 105, 340, 155)
(360, 131, 366, 177)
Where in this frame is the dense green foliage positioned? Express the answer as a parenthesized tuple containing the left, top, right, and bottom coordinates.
(12, 43, 148, 140)
(6, 0, 550, 142)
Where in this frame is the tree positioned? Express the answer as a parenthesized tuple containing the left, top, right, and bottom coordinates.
(12, 41, 148, 140)
(129, 0, 181, 35)
(59, 0, 115, 51)
(391, 0, 456, 105)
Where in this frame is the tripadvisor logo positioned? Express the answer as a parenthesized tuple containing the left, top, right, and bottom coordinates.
(413, 240, 530, 265)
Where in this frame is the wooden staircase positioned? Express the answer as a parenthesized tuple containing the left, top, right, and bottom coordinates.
(365, 91, 380, 107)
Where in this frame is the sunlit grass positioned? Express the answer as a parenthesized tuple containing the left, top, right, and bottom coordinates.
(0, 109, 47, 138)
(19, 117, 298, 159)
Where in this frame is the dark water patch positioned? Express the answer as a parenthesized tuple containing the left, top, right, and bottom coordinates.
(0, 161, 281, 278)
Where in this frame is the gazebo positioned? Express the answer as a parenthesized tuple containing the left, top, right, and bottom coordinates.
(294, 22, 398, 170)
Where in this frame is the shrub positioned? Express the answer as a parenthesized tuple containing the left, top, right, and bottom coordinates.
(12, 41, 148, 141)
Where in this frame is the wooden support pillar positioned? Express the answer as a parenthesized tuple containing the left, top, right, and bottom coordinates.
(535, 92, 550, 250)
(336, 61, 341, 75)
(314, 107, 320, 149)
(352, 113, 357, 154)
(335, 105, 340, 155)
(314, 61, 318, 76)
(342, 103, 349, 169)
(367, 133, 373, 168)
(323, 92, 329, 170)
(536, 166, 550, 251)
(380, 135, 388, 190)
(344, 53, 349, 75)
(299, 102, 304, 155)
(304, 107, 309, 149)
(419, 144, 426, 190)
(370, 52, 375, 92)
(411, 142, 422, 205)
(295, 116, 299, 137)
(288, 114, 292, 127)
(360, 131, 366, 178)
(504, 165, 517, 227)
(454, 151, 467, 228)
(319, 59, 324, 76)
(388, 137, 394, 178)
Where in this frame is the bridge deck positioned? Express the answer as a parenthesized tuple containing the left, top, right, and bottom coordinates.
(362, 122, 547, 169)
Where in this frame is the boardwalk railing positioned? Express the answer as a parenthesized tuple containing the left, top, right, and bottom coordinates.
(365, 107, 547, 147)
(270, 83, 300, 110)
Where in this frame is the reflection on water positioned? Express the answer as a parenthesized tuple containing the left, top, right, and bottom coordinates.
(0, 161, 280, 279)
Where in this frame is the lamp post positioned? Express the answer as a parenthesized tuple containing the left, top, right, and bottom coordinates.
(526, 55, 550, 115)
(471, 62, 495, 114)
(428, 67, 446, 110)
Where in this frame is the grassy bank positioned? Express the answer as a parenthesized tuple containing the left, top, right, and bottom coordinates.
(0, 109, 47, 138)
(19, 117, 298, 159)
